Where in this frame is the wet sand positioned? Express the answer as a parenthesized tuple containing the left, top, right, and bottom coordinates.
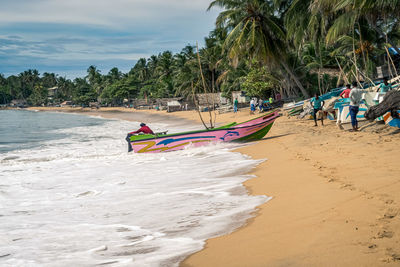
(28, 107, 400, 265)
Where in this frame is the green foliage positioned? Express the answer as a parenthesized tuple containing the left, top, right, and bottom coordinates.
(28, 84, 48, 106)
(72, 78, 97, 105)
(241, 67, 277, 97)
(1, 0, 399, 104)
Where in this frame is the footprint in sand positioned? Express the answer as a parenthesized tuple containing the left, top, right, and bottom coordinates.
(359, 242, 378, 253)
(340, 183, 356, 191)
(385, 199, 394, 204)
(381, 249, 400, 263)
(389, 254, 400, 262)
(383, 208, 398, 219)
(376, 229, 394, 239)
(360, 191, 374, 200)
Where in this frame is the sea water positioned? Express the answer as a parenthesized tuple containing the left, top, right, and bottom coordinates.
(0, 110, 269, 266)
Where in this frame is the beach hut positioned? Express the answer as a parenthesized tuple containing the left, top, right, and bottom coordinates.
(10, 99, 27, 108)
(89, 102, 99, 109)
(47, 87, 58, 101)
(231, 91, 247, 105)
(167, 100, 182, 112)
(132, 99, 153, 109)
(60, 101, 72, 107)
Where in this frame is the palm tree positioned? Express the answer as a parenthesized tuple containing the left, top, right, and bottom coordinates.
(86, 65, 102, 99)
(42, 72, 58, 88)
(313, 0, 400, 54)
(156, 51, 174, 97)
(208, 0, 310, 97)
(130, 58, 148, 82)
(19, 69, 40, 99)
(57, 76, 73, 100)
(173, 49, 195, 97)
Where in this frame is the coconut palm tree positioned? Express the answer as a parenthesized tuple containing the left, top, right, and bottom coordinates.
(156, 51, 174, 97)
(313, 0, 400, 54)
(208, 0, 310, 97)
(173, 48, 196, 97)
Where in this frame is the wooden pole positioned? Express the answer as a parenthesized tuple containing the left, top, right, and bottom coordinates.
(335, 57, 350, 84)
(192, 81, 209, 130)
(385, 46, 399, 78)
(350, 69, 363, 88)
(196, 42, 214, 128)
(348, 58, 376, 87)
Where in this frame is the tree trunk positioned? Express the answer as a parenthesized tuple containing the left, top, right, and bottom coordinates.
(281, 61, 310, 98)
(211, 69, 217, 127)
(196, 43, 213, 128)
(192, 81, 209, 130)
(318, 68, 322, 95)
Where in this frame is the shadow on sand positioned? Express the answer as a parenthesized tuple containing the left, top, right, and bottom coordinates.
(388, 128, 400, 135)
(258, 133, 292, 141)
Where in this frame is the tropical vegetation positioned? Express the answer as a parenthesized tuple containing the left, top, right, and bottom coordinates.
(1, 0, 399, 105)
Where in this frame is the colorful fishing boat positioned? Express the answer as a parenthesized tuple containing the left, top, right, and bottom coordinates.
(127, 111, 279, 153)
(334, 99, 368, 129)
(382, 110, 400, 128)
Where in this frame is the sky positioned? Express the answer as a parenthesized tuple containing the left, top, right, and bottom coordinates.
(0, 0, 220, 79)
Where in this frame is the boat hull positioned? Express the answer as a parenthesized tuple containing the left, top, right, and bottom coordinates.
(128, 111, 278, 153)
(383, 110, 400, 128)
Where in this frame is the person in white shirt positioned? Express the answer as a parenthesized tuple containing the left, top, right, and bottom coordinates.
(258, 98, 264, 112)
(250, 98, 256, 114)
(348, 81, 367, 131)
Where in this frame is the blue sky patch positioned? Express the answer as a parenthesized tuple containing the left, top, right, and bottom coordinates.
(0, 0, 220, 78)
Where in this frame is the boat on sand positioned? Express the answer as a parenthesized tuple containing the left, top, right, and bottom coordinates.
(126, 111, 279, 153)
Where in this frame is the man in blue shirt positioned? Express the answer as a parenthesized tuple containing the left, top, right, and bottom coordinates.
(311, 93, 325, 126)
(378, 77, 392, 93)
(374, 77, 392, 104)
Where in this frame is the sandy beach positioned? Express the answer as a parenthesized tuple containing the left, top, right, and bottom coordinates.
(28, 106, 400, 266)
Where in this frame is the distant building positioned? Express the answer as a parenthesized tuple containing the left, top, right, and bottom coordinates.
(60, 101, 72, 107)
(231, 91, 247, 104)
(376, 65, 390, 79)
(89, 102, 99, 109)
(47, 87, 58, 103)
(196, 93, 228, 106)
(167, 100, 182, 112)
(47, 86, 58, 97)
(11, 99, 27, 108)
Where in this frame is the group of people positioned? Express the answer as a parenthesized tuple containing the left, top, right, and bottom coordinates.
(233, 97, 273, 114)
(311, 78, 393, 131)
(128, 78, 392, 148)
(248, 97, 274, 114)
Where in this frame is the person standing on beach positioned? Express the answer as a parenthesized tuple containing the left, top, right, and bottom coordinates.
(375, 77, 392, 103)
(250, 98, 256, 114)
(349, 81, 367, 131)
(311, 93, 325, 126)
(340, 84, 352, 98)
(234, 98, 238, 113)
(377, 77, 392, 93)
(258, 98, 263, 113)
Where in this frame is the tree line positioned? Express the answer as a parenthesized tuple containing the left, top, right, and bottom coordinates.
(1, 0, 399, 106)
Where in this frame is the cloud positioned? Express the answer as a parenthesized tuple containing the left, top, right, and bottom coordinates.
(0, 0, 218, 29)
(0, 0, 221, 78)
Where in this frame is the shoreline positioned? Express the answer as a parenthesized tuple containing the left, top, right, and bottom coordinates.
(25, 107, 400, 265)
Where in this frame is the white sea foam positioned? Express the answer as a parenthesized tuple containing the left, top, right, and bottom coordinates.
(0, 116, 270, 266)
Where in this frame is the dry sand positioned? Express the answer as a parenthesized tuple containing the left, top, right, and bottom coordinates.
(28, 107, 400, 266)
